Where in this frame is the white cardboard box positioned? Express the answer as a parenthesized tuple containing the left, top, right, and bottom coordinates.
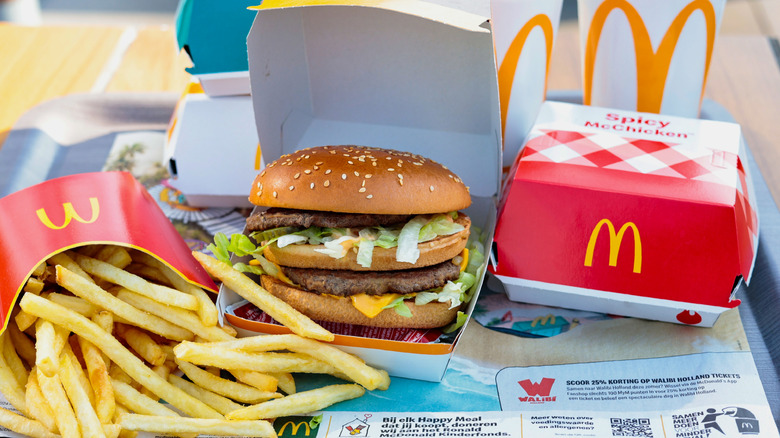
(216, 0, 501, 382)
(165, 83, 263, 207)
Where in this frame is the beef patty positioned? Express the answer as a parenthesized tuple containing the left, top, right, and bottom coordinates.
(280, 260, 461, 296)
(247, 207, 414, 231)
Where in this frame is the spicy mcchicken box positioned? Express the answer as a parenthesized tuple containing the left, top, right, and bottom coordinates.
(490, 101, 758, 326)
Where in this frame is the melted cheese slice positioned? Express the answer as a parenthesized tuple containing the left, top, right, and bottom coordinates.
(351, 293, 403, 318)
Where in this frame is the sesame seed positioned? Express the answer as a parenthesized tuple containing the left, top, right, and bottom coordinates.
(310, 183, 315, 189)
(342, 174, 347, 180)
(359, 188, 366, 193)
(316, 161, 323, 165)
(430, 186, 435, 192)
(361, 180, 366, 187)
(256, 182, 262, 188)
(325, 169, 332, 174)
(324, 180, 330, 187)
(372, 162, 377, 166)
(304, 169, 312, 174)
(388, 168, 395, 172)
(348, 161, 354, 165)
(398, 180, 403, 186)
(294, 173, 301, 179)
(354, 171, 359, 177)
(257, 190, 262, 196)
(304, 155, 310, 159)
(367, 194, 373, 199)
(289, 186, 295, 191)
(273, 191, 278, 198)
(261, 170, 266, 176)
(365, 174, 372, 178)
(398, 174, 403, 179)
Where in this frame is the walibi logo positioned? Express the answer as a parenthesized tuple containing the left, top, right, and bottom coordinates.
(518, 378, 556, 404)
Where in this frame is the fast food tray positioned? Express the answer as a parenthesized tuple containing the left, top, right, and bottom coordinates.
(0, 91, 778, 422)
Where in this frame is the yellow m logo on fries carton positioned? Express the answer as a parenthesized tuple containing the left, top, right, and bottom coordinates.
(584, 219, 642, 274)
(36, 197, 100, 230)
(579, 0, 724, 117)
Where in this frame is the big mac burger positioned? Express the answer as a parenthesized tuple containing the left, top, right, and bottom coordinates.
(212, 145, 483, 330)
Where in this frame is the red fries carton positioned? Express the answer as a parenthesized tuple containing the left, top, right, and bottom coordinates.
(0, 171, 218, 333)
(490, 101, 759, 327)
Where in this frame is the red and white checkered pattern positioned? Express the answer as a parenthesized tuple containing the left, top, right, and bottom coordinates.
(522, 129, 758, 241)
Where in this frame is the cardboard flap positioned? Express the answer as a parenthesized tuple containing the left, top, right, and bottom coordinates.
(251, 0, 490, 32)
(247, 1, 501, 198)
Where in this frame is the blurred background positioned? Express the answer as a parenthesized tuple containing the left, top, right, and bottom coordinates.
(0, 0, 776, 38)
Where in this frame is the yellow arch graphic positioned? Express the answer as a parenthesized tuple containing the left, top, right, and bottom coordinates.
(36, 197, 100, 230)
(497, 13, 554, 145)
(277, 421, 311, 436)
(584, 219, 642, 274)
(583, 0, 717, 113)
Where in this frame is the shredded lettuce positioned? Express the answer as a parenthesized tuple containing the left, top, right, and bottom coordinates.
(276, 234, 307, 248)
(382, 296, 413, 318)
(314, 235, 356, 259)
(396, 216, 427, 264)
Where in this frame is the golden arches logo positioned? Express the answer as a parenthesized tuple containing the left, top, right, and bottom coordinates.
(583, 0, 718, 113)
(584, 219, 642, 273)
(277, 421, 311, 437)
(497, 13, 555, 144)
(36, 197, 100, 230)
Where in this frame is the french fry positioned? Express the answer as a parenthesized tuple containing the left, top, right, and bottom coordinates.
(14, 310, 37, 332)
(78, 335, 115, 424)
(23, 277, 45, 294)
(110, 379, 179, 417)
(229, 369, 278, 393)
(140, 365, 170, 400)
(2, 331, 29, 387)
(62, 342, 96, 407)
(19, 293, 222, 419)
(168, 374, 243, 416)
(55, 265, 194, 342)
(95, 246, 132, 270)
(36, 367, 80, 438)
(24, 369, 58, 433)
(119, 413, 276, 437)
(34, 318, 69, 378)
(48, 292, 100, 317)
(49, 252, 96, 284)
(115, 324, 166, 366)
(31, 262, 47, 278)
(174, 341, 339, 375)
(115, 288, 230, 342)
(134, 251, 219, 327)
(124, 263, 171, 286)
(58, 355, 105, 438)
(7, 322, 36, 368)
(227, 384, 365, 420)
(193, 251, 334, 341)
(78, 245, 102, 257)
(72, 253, 199, 311)
(206, 334, 390, 390)
(176, 359, 282, 404)
(113, 404, 138, 438)
(0, 406, 59, 438)
(270, 372, 297, 395)
(0, 334, 27, 416)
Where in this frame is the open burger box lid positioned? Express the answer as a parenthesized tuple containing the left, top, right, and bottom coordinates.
(174, 0, 256, 97)
(164, 82, 262, 207)
(215, 0, 501, 382)
(490, 100, 759, 327)
(0, 171, 219, 334)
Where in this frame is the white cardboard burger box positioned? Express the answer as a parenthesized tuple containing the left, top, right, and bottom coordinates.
(164, 82, 263, 207)
(216, 0, 500, 382)
(490, 101, 759, 327)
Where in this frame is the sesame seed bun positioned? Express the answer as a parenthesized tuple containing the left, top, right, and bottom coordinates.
(249, 145, 471, 214)
(261, 275, 460, 329)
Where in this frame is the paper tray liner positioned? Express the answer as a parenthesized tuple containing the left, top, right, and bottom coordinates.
(0, 171, 218, 334)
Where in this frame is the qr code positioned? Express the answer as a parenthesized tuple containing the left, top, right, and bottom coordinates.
(610, 418, 653, 437)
